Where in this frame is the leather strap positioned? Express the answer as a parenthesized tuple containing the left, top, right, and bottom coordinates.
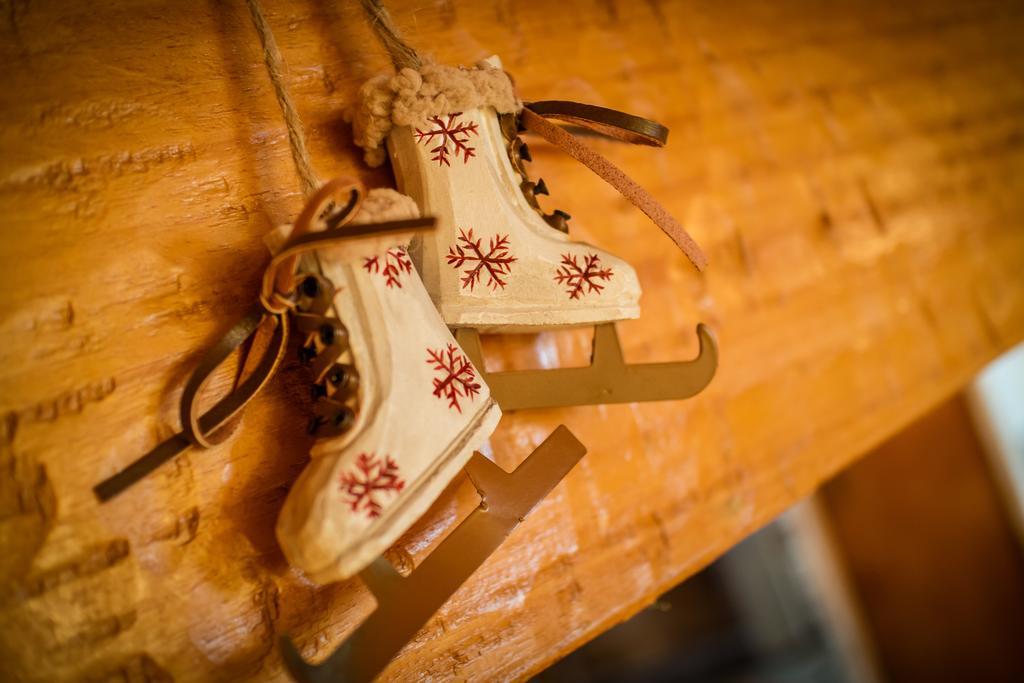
(94, 308, 288, 502)
(522, 104, 707, 272)
(261, 217, 434, 312)
(266, 177, 364, 312)
(181, 308, 289, 449)
(526, 101, 668, 147)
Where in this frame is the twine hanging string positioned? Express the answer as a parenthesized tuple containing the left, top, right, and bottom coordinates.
(245, 0, 339, 303)
(359, 0, 422, 71)
(245, 0, 321, 198)
(244, 0, 433, 310)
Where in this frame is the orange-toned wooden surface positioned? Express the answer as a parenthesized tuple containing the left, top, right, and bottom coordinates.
(2, 0, 1024, 680)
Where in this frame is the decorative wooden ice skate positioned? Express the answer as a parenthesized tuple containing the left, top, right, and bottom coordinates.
(457, 323, 718, 411)
(92, 176, 504, 586)
(280, 425, 587, 683)
(368, 57, 719, 410)
(269, 183, 503, 585)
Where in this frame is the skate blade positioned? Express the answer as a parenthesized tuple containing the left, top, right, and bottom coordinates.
(454, 323, 718, 411)
(280, 425, 586, 683)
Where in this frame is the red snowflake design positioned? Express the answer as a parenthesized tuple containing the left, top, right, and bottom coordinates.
(363, 247, 413, 288)
(426, 344, 481, 413)
(340, 453, 405, 519)
(554, 253, 614, 299)
(446, 228, 517, 291)
(414, 112, 479, 166)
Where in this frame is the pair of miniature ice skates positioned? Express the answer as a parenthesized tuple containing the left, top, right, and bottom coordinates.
(264, 57, 714, 585)
(95, 55, 715, 587)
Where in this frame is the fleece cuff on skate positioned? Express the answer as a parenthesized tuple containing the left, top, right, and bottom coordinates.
(351, 188, 421, 223)
(352, 62, 521, 167)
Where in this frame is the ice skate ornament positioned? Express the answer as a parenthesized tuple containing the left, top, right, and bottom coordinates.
(270, 183, 504, 583)
(93, 178, 499, 581)
(281, 425, 586, 683)
(351, 57, 717, 410)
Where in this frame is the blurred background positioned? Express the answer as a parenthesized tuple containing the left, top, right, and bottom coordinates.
(539, 342, 1024, 682)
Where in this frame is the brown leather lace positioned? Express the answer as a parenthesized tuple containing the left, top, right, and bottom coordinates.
(521, 101, 708, 272)
(94, 179, 434, 502)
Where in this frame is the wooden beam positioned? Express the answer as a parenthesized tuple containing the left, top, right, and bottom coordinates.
(1, 1, 1023, 680)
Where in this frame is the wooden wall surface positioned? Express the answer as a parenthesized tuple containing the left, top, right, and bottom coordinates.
(1, 0, 1023, 680)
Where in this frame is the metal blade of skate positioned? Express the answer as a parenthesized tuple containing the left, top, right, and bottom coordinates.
(456, 323, 718, 411)
(280, 425, 587, 683)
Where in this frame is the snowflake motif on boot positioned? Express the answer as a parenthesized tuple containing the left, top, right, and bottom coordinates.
(426, 343, 481, 413)
(414, 112, 479, 166)
(363, 247, 414, 288)
(554, 253, 614, 299)
(446, 228, 517, 291)
(340, 453, 406, 519)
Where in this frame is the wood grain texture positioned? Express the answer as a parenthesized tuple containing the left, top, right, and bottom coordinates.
(1, 0, 1023, 680)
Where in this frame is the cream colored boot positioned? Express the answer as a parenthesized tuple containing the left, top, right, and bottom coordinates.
(392, 110, 642, 331)
(273, 181, 500, 583)
(352, 61, 650, 333)
(349, 58, 715, 411)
